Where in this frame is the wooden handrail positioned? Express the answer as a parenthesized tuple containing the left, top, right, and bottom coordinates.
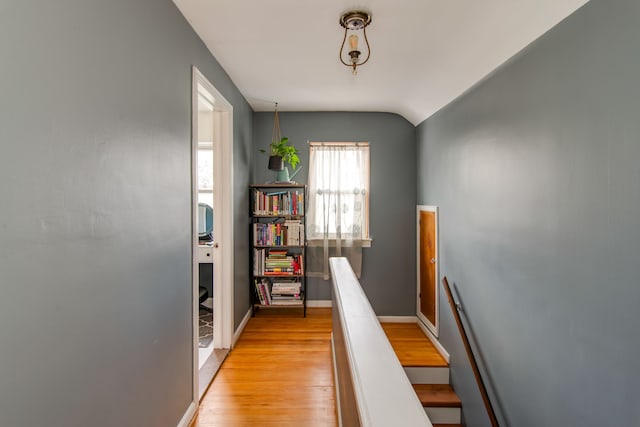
(442, 276, 500, 427)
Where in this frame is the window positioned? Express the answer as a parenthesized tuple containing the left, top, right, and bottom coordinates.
(197, 145, 214, 207)
(196, 86, 215, 239)
(307, 142, 370, 240)
(307, 142, 370, 279)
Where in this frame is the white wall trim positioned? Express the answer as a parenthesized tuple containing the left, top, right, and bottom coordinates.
(191, 66, 235, 412)
(416, 318, 450, 363)
(377, 315, 417, 323)
(233, 308, 252, 347)
(307, 300, 332, 308)
(176, 401, 197, 427)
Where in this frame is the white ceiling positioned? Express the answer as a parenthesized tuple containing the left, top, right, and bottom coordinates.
(174, 0, 589, 125)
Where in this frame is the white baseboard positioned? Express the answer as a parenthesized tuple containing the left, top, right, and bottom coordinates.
(177, 401, 197, 427)
(307, 300, 332, 308)
(377, 315, 418, 323)
(233, 307, 252, 348)
(416, 319, 450, 363)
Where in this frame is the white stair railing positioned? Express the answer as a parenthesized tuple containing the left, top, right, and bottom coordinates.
(330, 257, 433, 427)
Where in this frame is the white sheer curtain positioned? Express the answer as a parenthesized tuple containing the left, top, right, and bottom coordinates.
(307, 142, 370, 279)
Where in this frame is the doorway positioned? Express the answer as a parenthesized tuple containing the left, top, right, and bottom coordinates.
(417, 205, 439, 337)
(191, 67, 234, 401)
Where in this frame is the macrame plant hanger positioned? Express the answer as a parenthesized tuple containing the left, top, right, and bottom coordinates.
(272, 102, 281, 145)
(267, 103, 285, 173)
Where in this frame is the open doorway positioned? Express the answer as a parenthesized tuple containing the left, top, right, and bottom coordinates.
(191, 67, 234, 401)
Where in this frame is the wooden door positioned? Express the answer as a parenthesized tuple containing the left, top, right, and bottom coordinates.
(417, 206, 438, 336)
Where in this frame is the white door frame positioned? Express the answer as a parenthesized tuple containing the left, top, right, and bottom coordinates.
(191, 67, 234, 402)
(416, 205, 439, 337)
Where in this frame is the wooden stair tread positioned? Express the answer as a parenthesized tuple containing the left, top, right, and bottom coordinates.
(412, 384, 461, 408)
(380, 323, 448, 367)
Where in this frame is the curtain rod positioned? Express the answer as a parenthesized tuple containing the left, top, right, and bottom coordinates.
(308, 141, 369, 147)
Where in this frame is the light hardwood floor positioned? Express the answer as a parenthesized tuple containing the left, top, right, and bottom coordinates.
(192, 308, 337, 427)
(380, 322, 448, 367)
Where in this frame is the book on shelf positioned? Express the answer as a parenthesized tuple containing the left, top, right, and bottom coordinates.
(253, 189, 304, 216)
(252, 220, 305, 246)
(271, 280, 302, 300)
(272, 288, 301, 294)
(253, 248, 303, 275)
(270, 299, 303, 306)
(271, 294, 301, 300)
(272, 281, 301, 291)
(272, 293, 301, 298)
(254, 279, 264, 305)
(271, 290, 301, 295)
(254, 276, 303, 305)
(254, 278, 272, 306)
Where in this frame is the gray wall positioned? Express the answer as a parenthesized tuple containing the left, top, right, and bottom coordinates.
(0, 1, 251, 426)
(416, 0, 640, 425)
(252, 112, 417, 315)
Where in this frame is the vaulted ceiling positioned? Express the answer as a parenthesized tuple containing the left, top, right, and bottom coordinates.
(174, 0, 589, 125)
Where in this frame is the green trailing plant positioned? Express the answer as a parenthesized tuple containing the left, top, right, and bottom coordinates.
(261, 137, 300, 169)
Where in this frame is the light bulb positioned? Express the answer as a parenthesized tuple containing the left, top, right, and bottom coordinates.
(349, 34, 359, 51)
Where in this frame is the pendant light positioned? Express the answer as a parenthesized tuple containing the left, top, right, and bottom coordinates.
(339, 10, 372, 75)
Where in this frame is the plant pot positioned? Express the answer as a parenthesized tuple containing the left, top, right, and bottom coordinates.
(268, 155, 284, 171)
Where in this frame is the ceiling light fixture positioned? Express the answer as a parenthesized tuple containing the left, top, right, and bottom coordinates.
(339, 10, 372, 75)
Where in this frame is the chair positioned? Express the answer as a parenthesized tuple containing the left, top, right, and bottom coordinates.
(199, 286, 212, 312)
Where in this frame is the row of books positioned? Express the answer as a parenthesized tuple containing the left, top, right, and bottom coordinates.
(271, 281, 302, 304)
(253, 248, 303, 276)
(254, 279, 303, 306)
(253, 190, 304, 216)
(253, 220, 305, 246)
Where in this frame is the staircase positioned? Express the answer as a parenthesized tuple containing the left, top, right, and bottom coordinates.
(381, 322, 462, 427)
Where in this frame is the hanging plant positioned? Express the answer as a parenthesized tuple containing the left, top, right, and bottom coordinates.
(265, 137, 300, 169)
(260, 103, 300, 169)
